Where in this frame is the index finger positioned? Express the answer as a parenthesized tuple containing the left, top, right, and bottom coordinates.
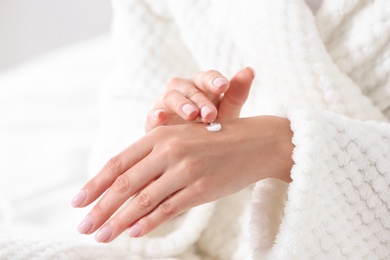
(71, 133, 155, 208)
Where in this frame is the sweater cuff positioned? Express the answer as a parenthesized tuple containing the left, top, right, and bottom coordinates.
(250, 107, 390, 259)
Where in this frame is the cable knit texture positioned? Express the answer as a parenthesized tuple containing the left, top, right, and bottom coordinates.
(1, 0, 389, 259)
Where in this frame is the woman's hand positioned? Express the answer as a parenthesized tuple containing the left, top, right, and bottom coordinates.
(71, 116, 294, 243)
(145, 67, 255, 132)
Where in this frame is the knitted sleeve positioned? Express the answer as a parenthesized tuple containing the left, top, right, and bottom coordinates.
(250, 108, 390, 259)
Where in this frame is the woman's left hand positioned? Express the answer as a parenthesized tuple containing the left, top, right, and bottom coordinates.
(71, 116, 294, 243)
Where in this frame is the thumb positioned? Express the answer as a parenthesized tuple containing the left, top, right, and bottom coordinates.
(217, 67, 255, 119)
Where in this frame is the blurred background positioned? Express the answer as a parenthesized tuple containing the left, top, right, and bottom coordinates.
(0, 0, 112, 70)
(0, 0, 115, 229)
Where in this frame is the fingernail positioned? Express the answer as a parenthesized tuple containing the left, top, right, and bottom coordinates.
(182, 104, 197, 117)
(128, 223, 142, 238)
(77, 215, 94, 234)
(201, 106, 214, 120)
(71, 190, 86, 208)
(153, 109, 164, 120)
(95, 225, 113, 243)
(247, 67, 256, 78)
(212, 77, 228, 88)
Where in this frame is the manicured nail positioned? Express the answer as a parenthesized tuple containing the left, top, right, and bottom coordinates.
(153, 109, 164, 120)
(201, 106, 214, 120)
(128, 223, 142, 238)
(212, 77, 228, 88)
(182, 104, 197, 117)
(247, 67, 256, 78)
(77, 215, 94, 234)
(71, 190, 86, 208)
(95, 225, 113, 243)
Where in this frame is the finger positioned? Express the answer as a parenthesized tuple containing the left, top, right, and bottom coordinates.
(162, 89, 217, 123)
(162, 89, 199, 121)
(77, 154, 164, 235)
(127, 187, 200, 238)
(218, 67, 255, 119)
(71, 135, 154, 208)
(145, 109, 170, 132)
(165, 76, 221, 123)
(94, 172, 185, 243)
(145, 108, 190, 132)
(192, 70, 230, 97)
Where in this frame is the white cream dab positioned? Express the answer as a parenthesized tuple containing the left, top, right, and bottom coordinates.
(206, 122, 222, 132)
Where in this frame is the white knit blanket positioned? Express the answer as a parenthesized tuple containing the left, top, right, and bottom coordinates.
(1, 0, 390, 259)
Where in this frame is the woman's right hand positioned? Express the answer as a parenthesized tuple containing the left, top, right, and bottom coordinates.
(145, 67, 255, 132)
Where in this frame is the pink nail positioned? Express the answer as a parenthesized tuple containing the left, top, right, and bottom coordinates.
(71, 190, 86, 208)
(247, 67, 256, 78)
(212, 77, 228, 88)
(153, 109, 165, 120)
(182, 104, 197, 117)
(95, 225, 113, 243)
(128, 223, 142, 238)
(77, 215, 94, 234)
(201, 106, 214, 120)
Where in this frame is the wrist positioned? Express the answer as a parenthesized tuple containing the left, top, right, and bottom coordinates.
(266, 116, 294, 183)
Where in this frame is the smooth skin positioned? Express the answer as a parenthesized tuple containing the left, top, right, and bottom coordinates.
(72, 68, 294, 243)
(145, 67, 255, 130)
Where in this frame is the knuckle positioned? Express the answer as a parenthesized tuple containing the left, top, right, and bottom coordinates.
(166, 77, 183, 90)
(150, 126, 191, 162)
(192, 179, 209, 197)
(136, 192, 152, 210)
(192, 71, 204, 79)
(183, 88, 201, 99)
(163, 89, 176, 99)
(112, 174, 131, 193)
(149, 124, 168, 140)
(157, 138, 183, 162)
(178, 157, 202, 181)
(206, 69, 220, 75)
(105, 155, 122, 174)
(92, 203, 105, 219)
(159, 201, 175, 216)
(162, 90, 180, 104)
(202, 70, 221, 81)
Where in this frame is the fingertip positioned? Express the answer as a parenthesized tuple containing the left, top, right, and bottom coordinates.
(128, 223, 142, 238)
(236, 67, 255, 80)
(182, 104, 198, 119)
(153, 109, 169, 122)
(77, 215, 94, 234)
(153, 109, 164, 120)
(200, 105, 217, 123)
(71, 189, 87, 208)
(95, 225, 113, 243)
(212, 77, 229, 89)
(228, 67, 256, 89)
(247, 67, 255, 79)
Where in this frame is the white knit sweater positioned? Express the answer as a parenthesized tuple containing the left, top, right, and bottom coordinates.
(2, 0, 389, 259)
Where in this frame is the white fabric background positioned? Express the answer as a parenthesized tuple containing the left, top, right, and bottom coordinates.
(0, 36, 114, 244)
